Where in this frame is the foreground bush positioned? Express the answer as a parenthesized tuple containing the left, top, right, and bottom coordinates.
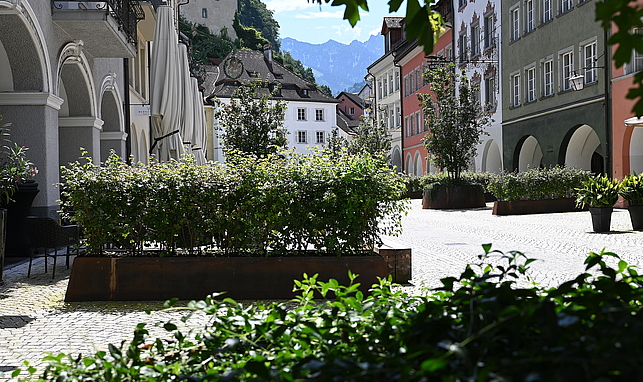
(60, 151, 407, 256)
(15, 247, 643, 381)
(488, 166, 591, 201)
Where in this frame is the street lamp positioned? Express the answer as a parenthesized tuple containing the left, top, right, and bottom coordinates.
(570, 72, 585, 91)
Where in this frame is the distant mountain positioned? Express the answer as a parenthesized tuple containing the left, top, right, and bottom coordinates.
(280, 35, 384, 96)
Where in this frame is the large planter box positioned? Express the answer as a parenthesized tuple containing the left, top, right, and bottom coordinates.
(492, 198, 580, 216)
(422, 184, 486, 209)
(65, 255, 390, 302)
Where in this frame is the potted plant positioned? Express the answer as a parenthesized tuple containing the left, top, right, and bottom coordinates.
(0, 116, 37, 283)
(575, 175, 620, 233)
(619, 173, 643, 230)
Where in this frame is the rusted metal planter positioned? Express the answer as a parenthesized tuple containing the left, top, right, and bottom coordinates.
(422, 185, 486, 209)
(492, 198, 580, 216)
(65, 255, 390, 302)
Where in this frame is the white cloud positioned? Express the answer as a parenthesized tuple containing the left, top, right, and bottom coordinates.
(331, 24, 363, 40)
(369, 27, 381, 36)
(295, 10, 345, 19)
(263, 0, 317, 13)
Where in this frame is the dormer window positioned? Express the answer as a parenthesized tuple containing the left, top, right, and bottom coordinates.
(247, 71, 259, 78)
(274, 73, 283, 79)
(301, 89, 309, 96)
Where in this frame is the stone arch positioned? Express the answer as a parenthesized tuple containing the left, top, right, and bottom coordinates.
(630, 126, 643, 175)
(481, 139, 503, 174)
(57, 41, 101, 167)
(405, 152, 413, 174)
(391, 145, 402, 172)
(0, 0, 52, 92)
(514, 135, 543, 172)
(413, 151, 423, 176)
(98, 73, 126, 161)
(562, 124, 602, 173)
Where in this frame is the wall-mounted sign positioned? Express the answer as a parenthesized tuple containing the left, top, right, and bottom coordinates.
(133, 104, 150, 116)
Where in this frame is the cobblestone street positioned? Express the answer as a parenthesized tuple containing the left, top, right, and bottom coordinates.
(2, 199, 643, 379)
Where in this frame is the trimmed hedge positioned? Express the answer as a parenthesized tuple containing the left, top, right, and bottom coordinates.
(487, 166, 591, 201)
(60, 151, 408, 256)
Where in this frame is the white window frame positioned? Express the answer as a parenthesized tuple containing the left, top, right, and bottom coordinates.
(383, 76, 388, 97)
(542, 0, 552, 23)
(627, 28, 643, 74)
(511, 72, 521, 107)
(315, 108, 324, 122)
(484, 14, 494, 49)
(526, 65, 536, 102)
(395, 71, 400, 92)
(542, 57, 554, 97)
(471, 23, 480, 57)
(459, 32, 468, 61)
(559, 48, 574, 91)
(315, 131, 325, 144)
(582, 39, 598, 85)
(511, 5, 520, 41)
(296, 130, 307, 144)
(561, 0, 572, 13)
(297, 108, 307, 121)
(526, 0, 534, 33)
(484, 75, 496, 108)
(349, 107, 355, 115)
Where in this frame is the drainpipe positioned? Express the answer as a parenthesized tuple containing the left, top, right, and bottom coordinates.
(393, 56, 404, 173)
(604, 28, 612, 179)
(124, 58, 132, 164)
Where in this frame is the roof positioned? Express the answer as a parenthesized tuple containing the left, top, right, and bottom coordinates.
(383, 17, 404, 30)
(207, 50, 338, 104)
(336, 109, 359, 135)
(336, 91, 365, 108)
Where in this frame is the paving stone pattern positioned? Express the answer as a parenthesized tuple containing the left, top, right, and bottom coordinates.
(1, 199, 643, 380)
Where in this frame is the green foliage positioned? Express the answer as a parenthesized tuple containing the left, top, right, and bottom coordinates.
(487, 166, 592, 201)
(318, 84, 333, 97)
(60, 150, 408, 256)
(346, 118, 391, 159)
(418, 64, 491, 181)
(19, 247, 643, 381)
(179, 16, 236, 61)
(233, 14, 271, 51)
(596, 0, 643, 116)
(620, 172, 643, 205)
(215, 81, 288, 157)
(313, 0, 442, 55)
(575, 174, 621, 208)
(273, 51, 316, 84)
(238, 0, 281, 51)
(0, 116, 36, 205)
(416, 171, 495, 193)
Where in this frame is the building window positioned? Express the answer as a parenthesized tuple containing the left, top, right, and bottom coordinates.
(471, 23, 480, 57)
(511, 7, 520, 41)
(526, 0, 534, 33)
(316, 131, 325, 144)
(349, 107, 355, 115)
(415, 112, 421, 135)
(561, 0, 572, 13)
(395, 71, 400, 91)
(378, 80, 382, 100)
(202, 8, 208, 18)
(404, 116, 410, 137)
(543, 59, 554, 96)
(484, 14, 494, 49)
(542, 0, 552, 23)
(458, 32, 468, 62)
(583, 41, 597, 84)
(297, 108, 306, 121)
(389, 111, 394, 130)
(396, 105, 401, 127)
(485, 75, 496, 108)
(416, 68, 422, 91)
(297, 131, 307, 144)
(459, 0, 466, 9)
(511, 73, 521, 107)
(410, 72, 416, 94)
(626, 29, 643, 74)
(560, 50, 573, 91)
(446, 44, 453, 61)
(389, 73, 394, 94)
(404, 75, 409, 97)
(383, 76, 388, 97)
(315, 109, 324, 121)
(526, 66, 536, 102)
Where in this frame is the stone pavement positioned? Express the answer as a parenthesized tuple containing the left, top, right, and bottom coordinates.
(2, 199, 643, 380)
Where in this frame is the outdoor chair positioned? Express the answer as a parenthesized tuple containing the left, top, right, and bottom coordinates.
(25, 217, 80, 279)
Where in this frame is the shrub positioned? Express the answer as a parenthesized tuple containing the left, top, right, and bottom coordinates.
(60, 150, 408, 256)
(15, 247, 643, 381)
(488, 166, 591, 201)
(575, 174, 620, 208)
(620, 173, 643, 206)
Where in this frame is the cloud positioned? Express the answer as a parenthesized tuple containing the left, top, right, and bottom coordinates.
(295, 10, 345, 19)
(369, 27, 381, 36)
(263, 0, 317, 13)
(331, 24, 363, 40)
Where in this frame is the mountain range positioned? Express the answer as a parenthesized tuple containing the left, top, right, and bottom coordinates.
(280, 35, 384, 96)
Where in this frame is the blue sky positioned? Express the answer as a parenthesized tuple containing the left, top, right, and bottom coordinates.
(263, 0, 404, 45)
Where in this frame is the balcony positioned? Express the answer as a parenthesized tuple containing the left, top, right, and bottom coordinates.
(52, 1, 145, 58)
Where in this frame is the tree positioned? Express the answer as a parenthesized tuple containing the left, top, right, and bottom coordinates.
(214, 81, 288, 157)
(313, 0, 443, 55)
(347, 118, 392, 159)
(418, 63, 491, 181)
(238, 0, 281, 51)
(319, 84, 333, 97)
(233, 14, 271, 51)
(273, 51, 317, 84)
(596, 0, 643, 116)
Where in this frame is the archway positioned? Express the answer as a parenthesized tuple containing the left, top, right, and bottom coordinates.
(517, 136, 543, 172)
(564, 124, 601, 172)
(413, 151, 423, 176)
(391, 146, 402, 172)
(482, 139, 502, 174)
(630, 126, 643, 174)
(405, 153, 412, 174)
